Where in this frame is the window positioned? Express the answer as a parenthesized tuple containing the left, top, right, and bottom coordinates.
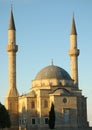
(23, 118, 26, 125)
(31, 101, 35, 109)
(19, 119, 21, 125)
(32, 118, 35, 125)
(63, 98, 67, 103)
(64, 109, 70, 123)
(22, 102, 26, 112)
(44, 117, 48, 124)
(22, 119, 24, 125)
(44, 100, 48, 108)
(21, 118, 26, 125)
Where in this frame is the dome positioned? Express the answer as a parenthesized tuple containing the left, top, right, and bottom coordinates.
(35, 65, 71, 80)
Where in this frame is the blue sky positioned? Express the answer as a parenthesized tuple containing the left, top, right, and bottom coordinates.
(0, 0, 92, 126)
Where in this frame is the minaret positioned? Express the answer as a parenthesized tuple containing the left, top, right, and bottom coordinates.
(69, 14, 80, 88)
(5, 7, 19, 130)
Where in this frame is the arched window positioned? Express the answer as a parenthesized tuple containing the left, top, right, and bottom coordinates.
(44, 100, 48, 108)
(31, 101, 35, 109)
(22, 102, 25, 112)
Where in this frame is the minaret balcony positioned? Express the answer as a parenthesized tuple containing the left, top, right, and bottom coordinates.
(6, 44, 18, 52)
(68, 49, 79, 56)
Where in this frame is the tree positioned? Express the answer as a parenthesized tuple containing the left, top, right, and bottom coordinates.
(0, 102, 11, 130)
(49, 102, 55, 129)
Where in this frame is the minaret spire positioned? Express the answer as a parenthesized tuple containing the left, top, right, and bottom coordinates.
(70, 13, 77, 35)
(69, 14, 80, 88)
(8, 5, 16, 30)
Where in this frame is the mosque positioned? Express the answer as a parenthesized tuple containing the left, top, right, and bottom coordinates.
(5, 7, 90, 130)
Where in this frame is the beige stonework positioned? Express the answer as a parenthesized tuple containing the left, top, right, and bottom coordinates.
(69, 35, 79, 87)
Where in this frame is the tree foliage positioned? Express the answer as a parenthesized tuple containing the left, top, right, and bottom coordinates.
(49, 102, 55, 129)
(0, 102, 11, 129)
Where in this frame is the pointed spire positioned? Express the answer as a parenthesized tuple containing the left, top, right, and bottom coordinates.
(8, 5, 16, 30)
(70, 13, 77, 35)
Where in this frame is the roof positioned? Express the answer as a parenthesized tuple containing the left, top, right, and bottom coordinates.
(8, 7, 16, 30)
(35, 65, 71, 80)
(70, 14, 77, 35)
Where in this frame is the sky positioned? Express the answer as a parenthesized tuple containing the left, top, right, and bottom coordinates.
(0, 0, 92, 126)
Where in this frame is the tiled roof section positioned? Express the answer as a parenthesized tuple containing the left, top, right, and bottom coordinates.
(35, 65, 71, 80)
(49, 88, 71, 95)
(8, 8, 16, 30)
(70, 14, 77, 35)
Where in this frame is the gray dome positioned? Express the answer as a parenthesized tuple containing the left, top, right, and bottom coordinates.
(35, 65, 71, 80)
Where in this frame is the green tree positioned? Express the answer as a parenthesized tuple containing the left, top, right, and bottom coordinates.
(49, 102, 55, 129)
(0, 102, 11, 130)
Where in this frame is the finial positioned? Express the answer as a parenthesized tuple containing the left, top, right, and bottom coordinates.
(51, 59, 54, 65)
(73, 11, 74, 18)
(10, 0, 13, 9)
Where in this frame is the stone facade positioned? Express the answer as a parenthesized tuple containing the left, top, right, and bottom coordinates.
(18, 78, 89, 130)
